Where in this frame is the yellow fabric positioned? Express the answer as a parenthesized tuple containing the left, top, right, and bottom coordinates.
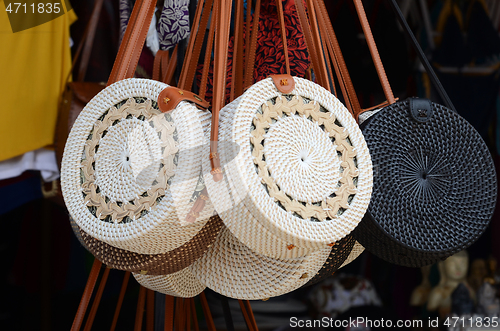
(0, 3, 77, 161)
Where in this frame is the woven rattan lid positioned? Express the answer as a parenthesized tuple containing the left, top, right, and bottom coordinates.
(204, 76, 372, 259)
(189, 224, 331, 300)
(133, 267, 205, 298)
(61, 78, 213, 254)
(354, 99, 497, 267)
(70, 216, 223, 275)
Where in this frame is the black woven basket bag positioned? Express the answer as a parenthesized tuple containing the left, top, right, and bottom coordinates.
(353, 98, 497, 267)
(329, 0, 497, 267)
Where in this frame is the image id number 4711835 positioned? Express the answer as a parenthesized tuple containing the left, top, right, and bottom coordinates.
(5, 2, 61, 13)
(445, 316, 499, 329)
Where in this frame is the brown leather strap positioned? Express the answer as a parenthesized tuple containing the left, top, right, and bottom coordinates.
(153, 50, 169, 82)
(199, 3, 217, 99)
(294, 0, 327, 89)
(158, 87, 210, 113)
(110, 272, 131, 331)
(245, 301, 259, 331)
(305, 0, 330, 91)
(185, 188, 209, 223)
(178, 0, 205, 88)
(238, 300, 255, 331)
(134, 286, 147, 331)
(179, 0, 214, 90)
(352, 0, 395, 104)
(165, 295, 175, 331)
(71, 259, 102, 331)
(176, 298, 186, 331)
(199, 292, 216, 331)
(315, 0, 360, 116)
(83, 266, 110, 331)
(244, 0, 261, 88)
(108, 0, 156, 85)
(185, 298, 191, 331)
(190, 298, 200, 331)
(209, 0, 233, 181)
(230, 0, 245, 101)
(163, 46, 178, 85)
(275, 0, 290, 75)
(146, 289, 155, 331)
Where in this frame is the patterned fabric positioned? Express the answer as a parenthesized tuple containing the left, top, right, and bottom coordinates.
(196, 0, 311, 104)
(119, 0, 191, 51)
(158, 0, 191, 50)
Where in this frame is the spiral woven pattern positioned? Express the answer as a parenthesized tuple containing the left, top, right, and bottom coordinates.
(203, 77, 372, 259)
(61, 79, 213, 254)
(133, 268, 205, 298)
(353, 99, 497, 267)
(72, 216, 223, 275)
(303, 234, 356, 287)
(189, 224, 331, 300)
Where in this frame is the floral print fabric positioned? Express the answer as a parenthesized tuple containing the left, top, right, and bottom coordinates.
(119, 0, 190, 51)
(196, 0, 311, 104)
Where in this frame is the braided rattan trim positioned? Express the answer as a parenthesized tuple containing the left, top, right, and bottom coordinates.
(81, 97, 178, 223)
(133, 268, 205, 298)
(189, 225, 331, 300)
(250, 95, 358, 220)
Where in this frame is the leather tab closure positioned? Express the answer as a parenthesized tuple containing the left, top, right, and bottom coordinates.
(270, 74, 295, 94)
(409, 97, 432, 123)
(158, 87, 210, 113)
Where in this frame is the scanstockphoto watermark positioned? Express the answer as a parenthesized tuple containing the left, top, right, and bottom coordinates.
(289, 316, 434, 329)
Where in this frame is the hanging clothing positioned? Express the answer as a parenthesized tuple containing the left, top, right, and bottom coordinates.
(0, 4, 77, 161)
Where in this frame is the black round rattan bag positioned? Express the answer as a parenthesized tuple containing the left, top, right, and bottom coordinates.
(352, 98, 497, 267)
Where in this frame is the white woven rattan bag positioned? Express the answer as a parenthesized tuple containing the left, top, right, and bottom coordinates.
(203, 76, 372, 259)
(61, 78, 214, 254)
(189, 224, 331, 300)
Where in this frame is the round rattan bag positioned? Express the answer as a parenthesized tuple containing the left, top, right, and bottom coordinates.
(61, 78, 214, 254)
(203, 76, 373, 259)
(189, 223, 332, 300)
(352, 98, 497, 267)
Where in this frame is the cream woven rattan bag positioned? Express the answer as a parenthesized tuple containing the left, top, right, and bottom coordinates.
(189, 223, 331, 300)
(61, 78, 214, 254)
(203, 76, 373, 259)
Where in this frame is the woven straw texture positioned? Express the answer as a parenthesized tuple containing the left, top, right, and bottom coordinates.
(189, 224, 331, 300)
(133, 268, 205, 298)
(71, 216, 222, 275)
(61, 79, 214, 254)
(353, 99, 497, 267)
(339, 241, 365, 269)
(303, 234, 356, 287)
(203, 77, 372, 259)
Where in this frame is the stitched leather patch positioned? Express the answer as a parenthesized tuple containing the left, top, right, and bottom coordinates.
(409, 97, 432, 123)
(158, 87, 210, 113)
(271, 74, 295, 94)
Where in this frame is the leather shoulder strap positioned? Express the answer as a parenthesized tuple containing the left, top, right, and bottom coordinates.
(107, 0, 156, 85)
